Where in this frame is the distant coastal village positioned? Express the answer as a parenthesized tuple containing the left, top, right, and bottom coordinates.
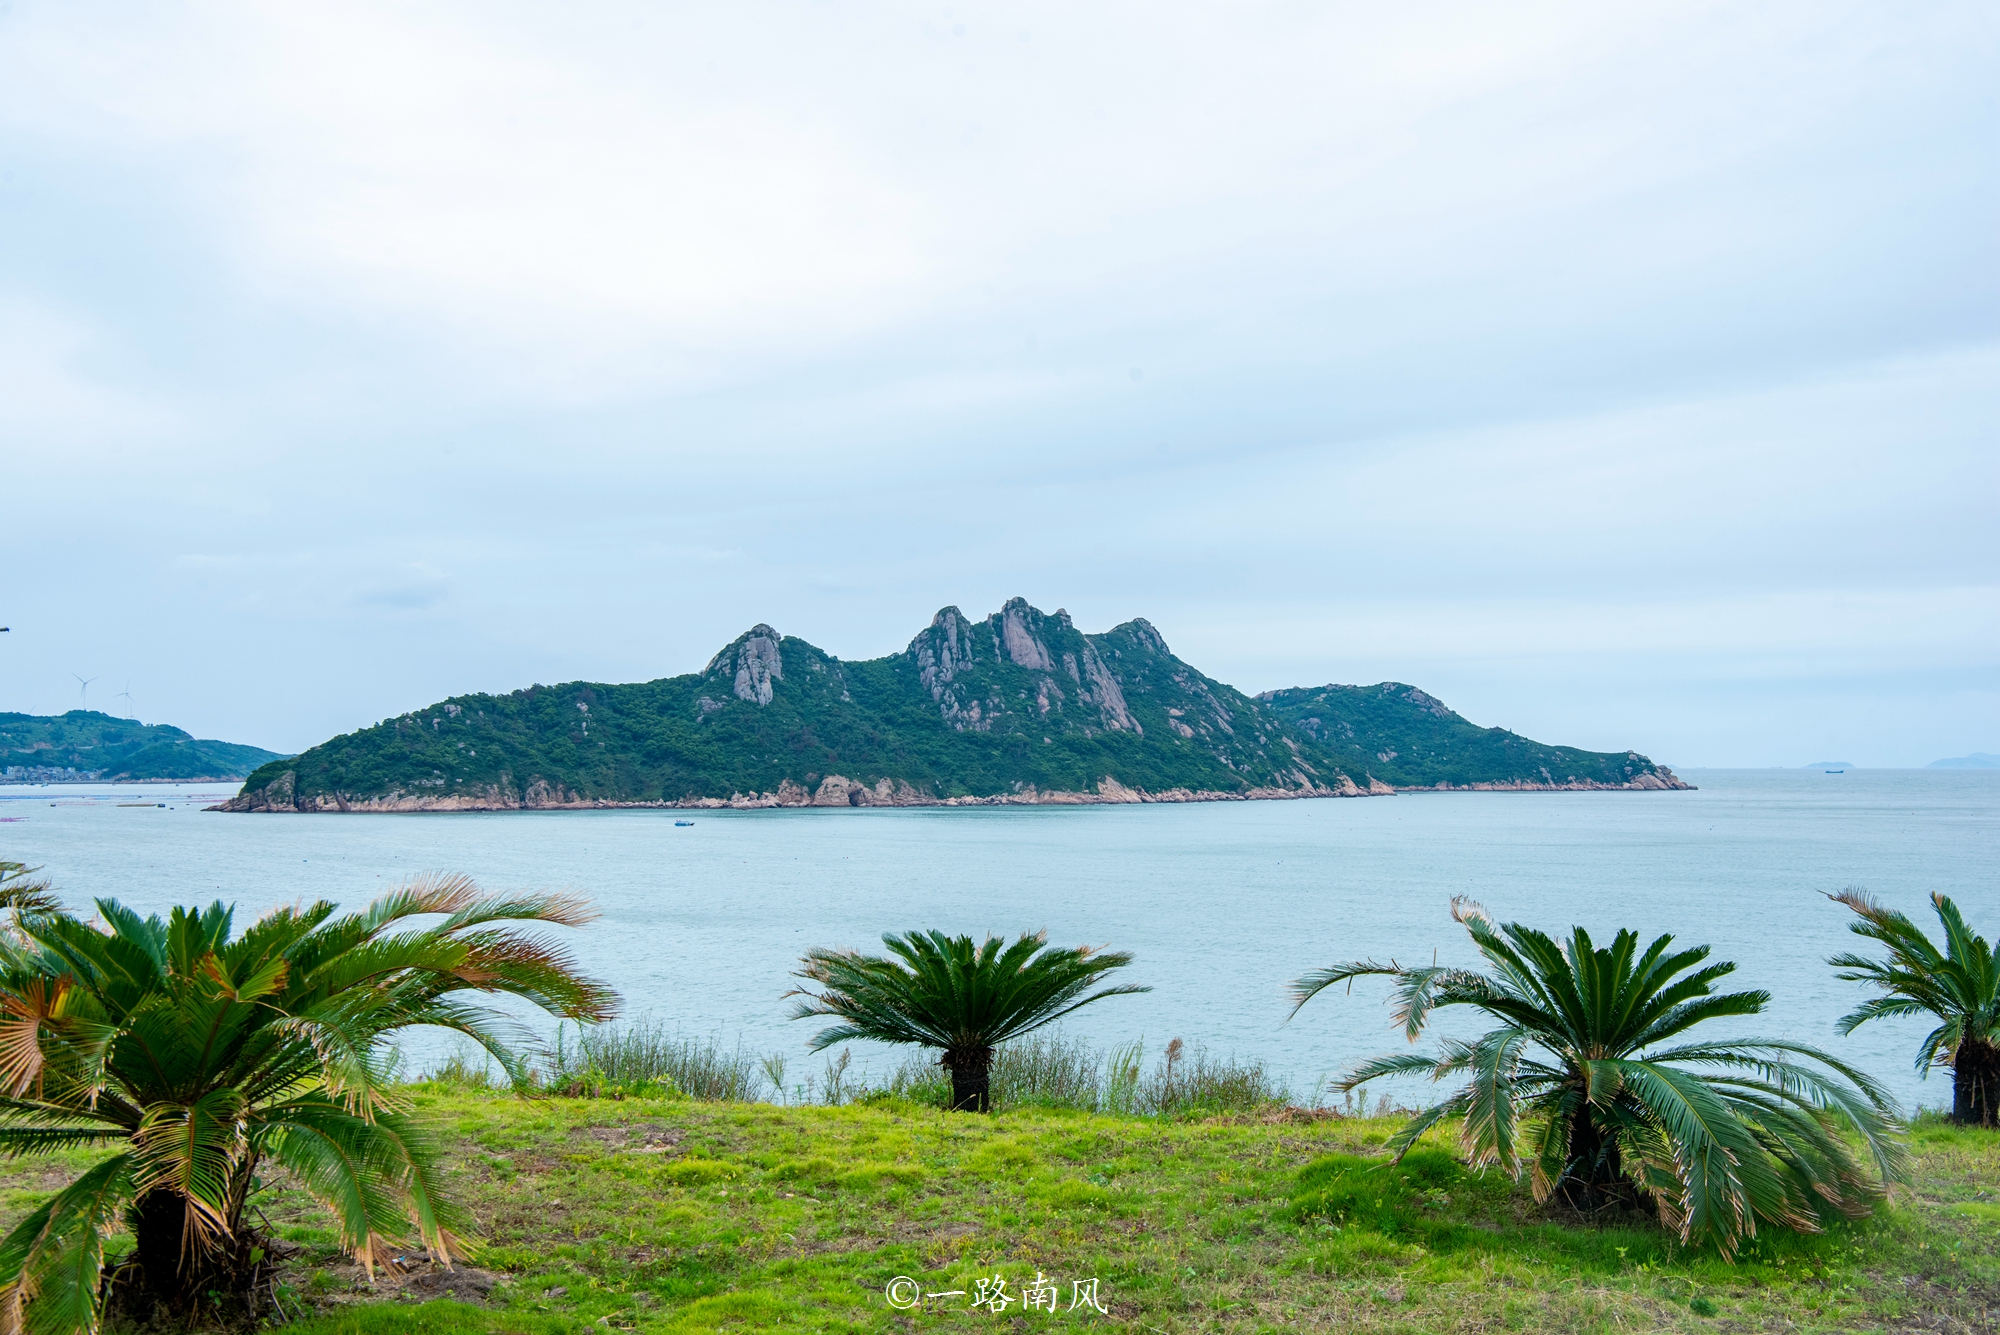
(0, 712, 287, 784)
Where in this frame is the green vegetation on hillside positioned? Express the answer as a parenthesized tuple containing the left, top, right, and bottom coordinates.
(230, 599, 1684, 808)
(1257, 682, 1665, 789)
(6, 1092, 1991, 1334)
(0, 710, 288, 781)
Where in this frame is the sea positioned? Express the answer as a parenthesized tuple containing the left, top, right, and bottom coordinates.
(1, 769, 1993, 1114)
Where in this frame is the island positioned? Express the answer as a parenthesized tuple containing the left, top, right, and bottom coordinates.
(2, 711, 291, 783)
(219, 598, 1689, 812)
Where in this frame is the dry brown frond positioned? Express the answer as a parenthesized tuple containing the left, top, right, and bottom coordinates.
(0, 978, 68, 1098)
(429, 1227, 474, 1268)
(457, 930, 579, 977)
(352, 1231, 403, 1280)
(1451, 896, 1493, 927)
(527, 892, 599, 928)
(1826, 886, 1887, 919)
(396, 872, 484, 917)
(0, 1270, 37, 1335)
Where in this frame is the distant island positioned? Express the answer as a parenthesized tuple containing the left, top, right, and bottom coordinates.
(220, 598, 1690, 812)
(2, 711, 291, 783)
(1928, 752, 2000, 769)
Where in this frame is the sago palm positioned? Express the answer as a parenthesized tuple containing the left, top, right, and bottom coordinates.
(1289, 898, 1905, 1258)
(788, 930, 1147, 1111)
(1829, 889, 1999, 1127)
(0, 865, 613, 1333)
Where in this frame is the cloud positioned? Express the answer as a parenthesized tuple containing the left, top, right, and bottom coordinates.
(351, 564, 452, 612)
(3, 0, 1989, 405)
(0, 1, 1991, 764)
(0, 298, 169, 454)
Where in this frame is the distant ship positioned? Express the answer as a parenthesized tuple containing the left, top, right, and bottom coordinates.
(1825, 769, 1844, 774)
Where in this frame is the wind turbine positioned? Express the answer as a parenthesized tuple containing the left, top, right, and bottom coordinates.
(115, 681, 136, 719)
(73, 674, 97, 711)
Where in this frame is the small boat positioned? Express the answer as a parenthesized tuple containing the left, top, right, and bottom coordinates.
(674, 819, 695, 827)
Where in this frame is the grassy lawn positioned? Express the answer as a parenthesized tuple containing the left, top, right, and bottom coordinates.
(6, 1089, 1995, 1334)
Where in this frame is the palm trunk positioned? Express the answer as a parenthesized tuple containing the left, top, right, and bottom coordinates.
(1954, 1039, 2000, 1128)
(1560, 1108, 1635, 1213)
(942, 1047, 994, 1112)
(118, 1187, 259, 1322)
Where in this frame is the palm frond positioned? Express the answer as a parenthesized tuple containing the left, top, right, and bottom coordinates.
(0, 1127, 129, 1157)
(1334, 1051, 1457, 1092)
(1384, 1093, 1467, 1160)
(790, 930, 1146, 1059)
(436, 890, 598, 934)
(1833, 994, 1933, 1036)
(1301, 899, 1909, 1257)
(1459, 1028, 1529, 1172)
(129, 1090, 247, 1254)
(1615, 1059, 1786, 1258)
(1284, 960, 1403, 1021)
(262, 1098, 463, 1276)
(0, 870, 609, 1329)
(1828, 889, 1999, 1087)
(0, 1154, 132, 1335)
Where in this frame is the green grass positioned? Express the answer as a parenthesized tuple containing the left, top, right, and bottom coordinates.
(6, 1094, 1994, 1333)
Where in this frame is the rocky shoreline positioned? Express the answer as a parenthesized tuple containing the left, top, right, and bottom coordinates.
(212, 767, 1691, 813)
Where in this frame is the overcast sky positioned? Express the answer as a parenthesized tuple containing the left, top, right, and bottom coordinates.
(1, 1, 1994, 767)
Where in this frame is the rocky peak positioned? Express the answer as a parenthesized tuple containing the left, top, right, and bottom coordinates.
(997, 598, 1054, 670)
(909, 606, 982, 697)
(1398, 686, 1456, 719)
(1115, 618, 1171, 656)
(704, 624, 785, 705)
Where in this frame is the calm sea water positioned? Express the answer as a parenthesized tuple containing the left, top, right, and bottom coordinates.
(2, 770, 1993, 1112)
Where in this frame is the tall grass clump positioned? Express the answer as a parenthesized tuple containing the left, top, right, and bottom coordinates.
(839, 1033, 1285, 1115)
(1142, 1036, 1284, 1115)
(992, 1031, 1111, 1109)
(429, 1022, 1286, 1118)
(545, 1018, 763, 1101)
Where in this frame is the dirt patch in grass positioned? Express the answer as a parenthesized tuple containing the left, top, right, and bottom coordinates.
(569, 1122, 685, 1154)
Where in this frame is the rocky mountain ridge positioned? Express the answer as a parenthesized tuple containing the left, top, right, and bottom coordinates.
(220, 598, 1688, 812)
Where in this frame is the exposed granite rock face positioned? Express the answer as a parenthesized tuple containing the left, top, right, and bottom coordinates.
(705, 625, 784, 705)
(903, 599, 1157, 738)
(216, 770, 299, 812)
(1401, 687, 1452, 718)
(1000, 600, 1054, 670)
(1078, 641, 1140, 734)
